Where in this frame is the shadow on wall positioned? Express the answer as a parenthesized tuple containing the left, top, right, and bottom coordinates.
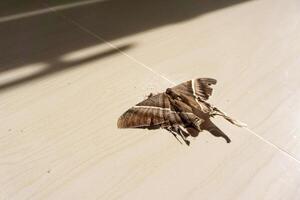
(0, 0, 251, 92)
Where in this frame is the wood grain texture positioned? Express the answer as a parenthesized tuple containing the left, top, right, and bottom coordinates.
(1, 0, 300, 199)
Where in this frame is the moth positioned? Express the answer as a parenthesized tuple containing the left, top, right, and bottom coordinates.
(117, 78, 246, 145)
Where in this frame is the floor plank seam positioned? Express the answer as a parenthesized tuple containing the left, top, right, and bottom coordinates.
(243, 127, 300, 164)
(45, 3, 300, 165)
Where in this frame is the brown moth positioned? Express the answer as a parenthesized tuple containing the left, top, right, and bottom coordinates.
(117, 78, 246, 145)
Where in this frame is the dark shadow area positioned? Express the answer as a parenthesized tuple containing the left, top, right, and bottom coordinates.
(0, 0, 251, 92)
(0, 44, 132, 91)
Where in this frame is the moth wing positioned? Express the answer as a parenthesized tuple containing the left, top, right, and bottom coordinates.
(171, 78, 217, 101)
(117, 93, 183, 129)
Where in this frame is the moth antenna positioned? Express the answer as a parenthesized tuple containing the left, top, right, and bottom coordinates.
(211, 107, 247, 127)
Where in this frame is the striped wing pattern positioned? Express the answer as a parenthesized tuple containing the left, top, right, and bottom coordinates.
(171, 78, 217, 101)
(117, 93, 184, 129)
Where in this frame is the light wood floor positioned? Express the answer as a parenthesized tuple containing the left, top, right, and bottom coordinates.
(1, 0, 300, 199)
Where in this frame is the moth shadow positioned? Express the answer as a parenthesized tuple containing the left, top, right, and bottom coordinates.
(206, 128, 231, 143)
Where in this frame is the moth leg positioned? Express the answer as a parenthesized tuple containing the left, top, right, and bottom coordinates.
(165, 125, 190, 146)
(177, 126, 191, 146)
(165, 127, 183, 145)
(178, 126, 190, 138)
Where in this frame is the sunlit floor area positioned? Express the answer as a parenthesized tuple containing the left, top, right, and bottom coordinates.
(1, 0, 300, 199)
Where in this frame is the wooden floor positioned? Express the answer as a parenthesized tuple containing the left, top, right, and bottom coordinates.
(1, 0, 300, 199)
